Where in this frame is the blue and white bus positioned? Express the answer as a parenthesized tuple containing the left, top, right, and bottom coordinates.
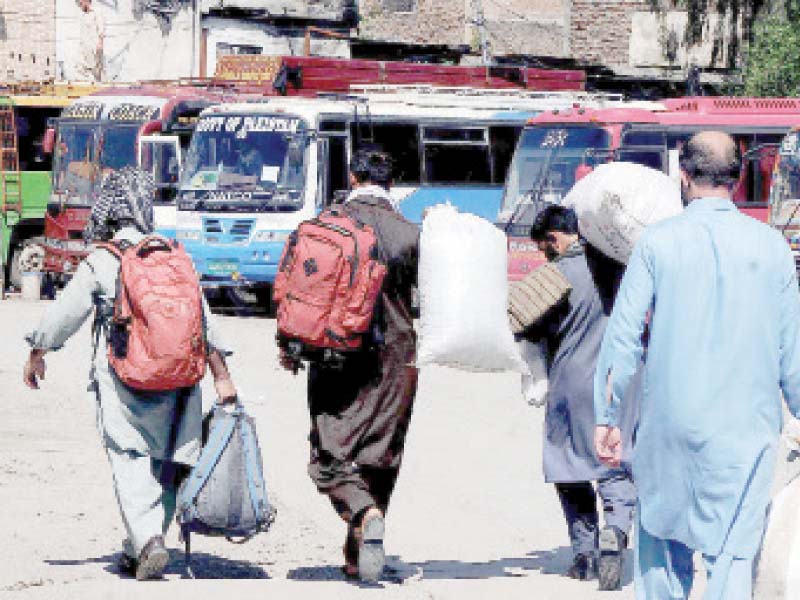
(175, 87, 630, 301)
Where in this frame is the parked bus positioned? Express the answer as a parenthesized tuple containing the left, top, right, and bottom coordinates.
(44, 85, 221, 280)
(768, 127, 800, 272)
(0, 83, 98, 292)
(500, 97, 800, 279)
(176, 87, 635, 304)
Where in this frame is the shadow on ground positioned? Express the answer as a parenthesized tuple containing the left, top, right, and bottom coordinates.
(45, 549, 270, 580)
(287, 547, 634, 587)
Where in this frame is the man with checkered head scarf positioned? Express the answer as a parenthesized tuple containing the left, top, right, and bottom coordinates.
(23, 167, 239, 581)
(84, 167, 155, 242)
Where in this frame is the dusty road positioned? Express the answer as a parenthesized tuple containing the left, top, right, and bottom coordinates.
(7, 297, 790, 599)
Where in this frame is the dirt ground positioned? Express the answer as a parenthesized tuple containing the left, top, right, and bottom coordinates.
(0, 298, 796, 600)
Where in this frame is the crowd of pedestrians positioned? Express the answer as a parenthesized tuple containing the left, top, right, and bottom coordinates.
(21, 133, 800, 599)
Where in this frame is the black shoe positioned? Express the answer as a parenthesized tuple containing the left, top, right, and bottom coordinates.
(598, 526, 627, 591)
(566, 553, 596, 580)
(135, 535, 169, 581)
(117, 553, 137, 577)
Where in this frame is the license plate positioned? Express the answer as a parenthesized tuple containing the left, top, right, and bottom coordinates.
(208, 260, 238, 275)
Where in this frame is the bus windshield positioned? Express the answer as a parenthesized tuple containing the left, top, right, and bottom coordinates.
(180, 114, 308, 211)
(52, 122, 99, 202)
(100, 124, 140, 171)
(500, 126, 611, 234)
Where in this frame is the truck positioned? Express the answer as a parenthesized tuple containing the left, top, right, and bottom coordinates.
(0, 83, 98, 293)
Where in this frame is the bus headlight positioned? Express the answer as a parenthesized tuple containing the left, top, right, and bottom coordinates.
(253, 230, 290, 243)
(176, 230, 201, 241)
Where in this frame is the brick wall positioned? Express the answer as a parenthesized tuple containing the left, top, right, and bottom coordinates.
(358, 0, 468, 46)
(0, 0, 56, 81)
(570, 0, 651, 66)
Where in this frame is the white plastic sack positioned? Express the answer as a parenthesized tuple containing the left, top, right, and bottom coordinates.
(518, 339, 548, 406)
(417, 204, 526, 372)
(754, 471, 800, 599)
(562, 162, 682, 264)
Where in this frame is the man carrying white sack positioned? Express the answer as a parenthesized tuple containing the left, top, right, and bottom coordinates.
(594, 130, 800, 600)
(519, 205, 639, 591)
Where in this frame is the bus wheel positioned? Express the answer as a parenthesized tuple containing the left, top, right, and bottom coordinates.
(10, 244, 45, 290)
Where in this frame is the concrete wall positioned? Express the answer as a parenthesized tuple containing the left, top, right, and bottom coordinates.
(56, 0, 197, 82)
(629, 10, 736, 69)
(199, 0, 354, 21)
(202, 16, 350, 76)
(0, 0, 56, 82)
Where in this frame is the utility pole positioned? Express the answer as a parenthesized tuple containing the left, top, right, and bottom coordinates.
(470, 0, 491, 66)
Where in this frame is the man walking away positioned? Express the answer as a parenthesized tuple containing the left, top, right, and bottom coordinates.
(523, 205, 638, 591)
(594, 130, 800, 599)
(280, 149, 419, 582)
(23, 168, 238, 581)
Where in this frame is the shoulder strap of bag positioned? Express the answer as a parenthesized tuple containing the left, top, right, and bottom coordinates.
(177, 407, 239, 514)
(240, 416, 271, 527)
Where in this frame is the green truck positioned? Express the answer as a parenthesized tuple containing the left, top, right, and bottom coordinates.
(0, 84, 96, 293)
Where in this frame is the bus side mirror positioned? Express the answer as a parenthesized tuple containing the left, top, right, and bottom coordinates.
(43, 128, 56, 155)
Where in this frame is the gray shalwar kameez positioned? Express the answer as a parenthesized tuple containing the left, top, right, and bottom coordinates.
(26, 227, 228, 559)
(524, 242, 639, 556)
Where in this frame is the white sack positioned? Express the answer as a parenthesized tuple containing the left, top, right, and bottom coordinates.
(754, 471, 800, 599)
(518, 339, 548, 406)
(417, 204, 526, 372)
(562, 162, 682, 264)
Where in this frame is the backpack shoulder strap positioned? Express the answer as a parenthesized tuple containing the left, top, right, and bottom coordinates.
(176, 410, 239, 513)
(94, 241, 125, 260)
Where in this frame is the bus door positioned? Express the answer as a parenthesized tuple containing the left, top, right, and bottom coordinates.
(317, 119, 349, 208)
(139, 135, 181, 236)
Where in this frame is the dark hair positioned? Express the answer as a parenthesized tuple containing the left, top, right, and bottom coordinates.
(529, 205, 579, 240)
(679, 133, 741, 189)
(350, 148, 392, 189)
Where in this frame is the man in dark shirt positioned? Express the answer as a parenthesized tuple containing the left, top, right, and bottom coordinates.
(281, 149, 419, 583)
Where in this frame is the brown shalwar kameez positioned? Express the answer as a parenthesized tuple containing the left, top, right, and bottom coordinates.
(306, 191, 419, 525)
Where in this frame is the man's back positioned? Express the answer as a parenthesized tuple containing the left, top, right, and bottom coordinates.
(612, 196, 800, 557)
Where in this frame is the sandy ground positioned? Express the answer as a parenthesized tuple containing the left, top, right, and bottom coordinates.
(0, 298, 796, 600)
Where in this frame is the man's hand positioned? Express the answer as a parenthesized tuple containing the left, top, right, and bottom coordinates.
(279, 348, 304, 375)
(214, 376, 237, 405)
(23, 350, 47, 390)
(595, 425, 623, 468)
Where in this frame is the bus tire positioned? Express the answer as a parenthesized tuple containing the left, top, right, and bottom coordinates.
(255, 285, 274, 317)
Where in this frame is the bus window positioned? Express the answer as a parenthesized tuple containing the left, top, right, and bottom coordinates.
(326, 136, 348, 205)
(490, 126, 521, 185)
(617, 148, 664, 171)
(351, 123, 421, 184)
(423, 126, 491, 184)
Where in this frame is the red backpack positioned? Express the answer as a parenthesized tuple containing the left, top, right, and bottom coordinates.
(99, 236, 207, 391)
(273, 208, 387, 359)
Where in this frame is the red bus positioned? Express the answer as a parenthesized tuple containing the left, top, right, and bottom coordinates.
(500, 97, 800, 279)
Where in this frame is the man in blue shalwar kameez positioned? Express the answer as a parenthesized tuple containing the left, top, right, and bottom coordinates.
(593, 131, 800, 599)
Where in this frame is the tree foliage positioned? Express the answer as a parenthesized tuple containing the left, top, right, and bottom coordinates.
(741, 14, 800, 96)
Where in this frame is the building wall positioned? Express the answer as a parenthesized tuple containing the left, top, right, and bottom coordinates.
(0, 0, 56, 82)
(569, 0, 651, 67)
(202, 17, 350, 77)
(357, 0, 468, 46)
(55, 0, 197, 82)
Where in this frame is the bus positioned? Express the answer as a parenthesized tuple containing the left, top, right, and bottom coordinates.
(768, 128, 800, 272)
(44, 85, 222, 280)
(500, 97, 800, 279)
(0, 83, 98, 292)
(175, 87, 638, 305)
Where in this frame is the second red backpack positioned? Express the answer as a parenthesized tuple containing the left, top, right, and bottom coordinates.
(273, 208, 387, 358)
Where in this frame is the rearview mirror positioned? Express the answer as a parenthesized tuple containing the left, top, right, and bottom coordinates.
(42, 128, 55, 155)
